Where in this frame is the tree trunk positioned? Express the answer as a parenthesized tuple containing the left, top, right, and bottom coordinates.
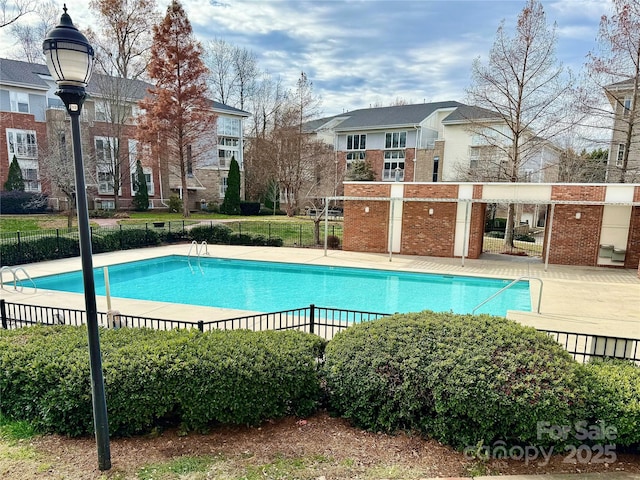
(504, 203, 516, 249)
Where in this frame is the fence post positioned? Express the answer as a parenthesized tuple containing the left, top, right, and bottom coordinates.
(119, 224, 124, 250)
(299, 225, 302, 246)
(17, 231, 22, 264)
(309, 304, 315, 334)
(1, 299, 7, 329)
(197, 320, 204, 332)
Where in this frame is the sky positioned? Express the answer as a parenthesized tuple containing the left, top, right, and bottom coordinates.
(0, 0, 612, 117)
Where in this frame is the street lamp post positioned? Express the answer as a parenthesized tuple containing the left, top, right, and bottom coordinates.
(43, 5, 111, 471)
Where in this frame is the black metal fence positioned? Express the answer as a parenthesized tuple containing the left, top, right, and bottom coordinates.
(0, 220, 344, 266)
(2, 299, 638, 363)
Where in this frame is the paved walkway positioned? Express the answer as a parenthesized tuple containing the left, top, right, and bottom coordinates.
(1, 244, 639, 338)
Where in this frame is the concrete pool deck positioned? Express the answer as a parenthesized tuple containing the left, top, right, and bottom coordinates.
(1, 244, 639, 339)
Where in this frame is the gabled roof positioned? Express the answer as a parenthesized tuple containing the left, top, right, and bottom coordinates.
(606, 77, 636, 90)
(0, 58, 51, 90)
(1, 57, 250, 117)
(327, 101, 464, 131)
(441, 104, 503, 124)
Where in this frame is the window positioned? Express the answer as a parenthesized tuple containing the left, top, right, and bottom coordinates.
(382, 150, 405, 181)
(218, 137, 239, 168)
(7, 129, 37, 158)
(469, 146, 481, 169)
(10, 92, 29, 113)
(131, 169, 154, 196)
(95, 101, 108, 122)
(219, 176, 228, 197)
(623, 98, 632, 117)
(95, 137, 117, 194)
(385, 131, 406, 149)
(346, 134, 366, 150)
(217, 117, 240, 136)
(432, 156, 440, 182)
(346, 151, 365, 168)
(617, 143, 625, 166)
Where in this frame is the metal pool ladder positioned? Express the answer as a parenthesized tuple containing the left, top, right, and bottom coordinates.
(0, 266, 37, 292)
(187, 240, 209, 258)
(472, 276, 543, 314)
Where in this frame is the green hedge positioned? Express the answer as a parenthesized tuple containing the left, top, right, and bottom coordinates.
(0, 236, 80, 265)
(0, 326, 325, 437)
(324, 311, 584, 449)
(577, 359, 640, 447)
(188, 224, 283, 247)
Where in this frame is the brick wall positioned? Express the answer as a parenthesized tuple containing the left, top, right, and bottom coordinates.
(343, 183, 391, 253)
(626, 206, 640, 270)
(342, 183, 640, 269)
(468, 203, 486, 259)
(551, 185, 606, 202)
(401, 201, 457, 256)
(548, 204, 603, 266)
(0, 112, 47, 190)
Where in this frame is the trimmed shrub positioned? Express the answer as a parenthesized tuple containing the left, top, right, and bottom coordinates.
(189, 224, 232, 244)
(168, 195, 182, 213)
(327, 235, 340, 249)
(240, 202, 261, 216)
(577, 359, 640, 447)
(0, 191, 49, 214)
(91, 229, 161, 254)
(229, 233, 254, 245)
(0, 236, 80, 265)
(324, 311, 584, 449)
(266, 237, 284, 247)
(0, 326, 325, 437)
(514, 234, 535, 243)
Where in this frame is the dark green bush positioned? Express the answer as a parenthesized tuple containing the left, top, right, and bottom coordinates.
(0, 326, 325, 437)
(0, 191, 49, 214)
(327, 235, 340, 249)
(240, 202, 261, 216)
(91, 229, 160, 254)
(514, 234, 535, 243)
(0, 236, 80, 266)
(188, 224, 232, 244)
(577, 359, 640, 447)
(266, 237, 284, 247)
(229, 233, 254, 245)
(487, 231, 505, 238)
(324, 311, 584, 449)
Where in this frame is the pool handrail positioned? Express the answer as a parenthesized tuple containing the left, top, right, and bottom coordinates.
(472, 276, 543, 315)
(0, 266, 37, 292)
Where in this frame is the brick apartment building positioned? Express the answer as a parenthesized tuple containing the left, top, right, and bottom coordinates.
(0, 58, 249, 212)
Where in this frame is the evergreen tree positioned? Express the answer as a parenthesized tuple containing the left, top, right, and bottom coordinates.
(132, 160, 149, 211)
(345, 160, 375, 181)
(221, 156, 241, 215)
(4, 155, 25, 191)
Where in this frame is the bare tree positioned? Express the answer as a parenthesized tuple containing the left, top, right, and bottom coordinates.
(204, 38, 236, 105)
(584, 0, 640, 183)
(0, 0, 36, 29)
(39, 111, 94, 227)
(137, 0, 217, 217)
(89, 0, 159, 81)
(243, 73, 286, 201)
(6, 0, 55, 62)
(204, 38, 259, 111)
(272, 72, 321, 216)
(85, 0, 158, 210)
(465, 0, 573, 248)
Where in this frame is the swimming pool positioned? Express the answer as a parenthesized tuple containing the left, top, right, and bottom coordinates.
(29, 255, 530, 316)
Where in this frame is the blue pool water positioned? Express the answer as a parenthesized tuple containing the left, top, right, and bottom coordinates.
(29, 255, 531, 316)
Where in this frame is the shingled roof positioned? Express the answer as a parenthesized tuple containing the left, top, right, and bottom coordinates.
(329, 101, 463, 131)
(1, 57, 250, 116)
